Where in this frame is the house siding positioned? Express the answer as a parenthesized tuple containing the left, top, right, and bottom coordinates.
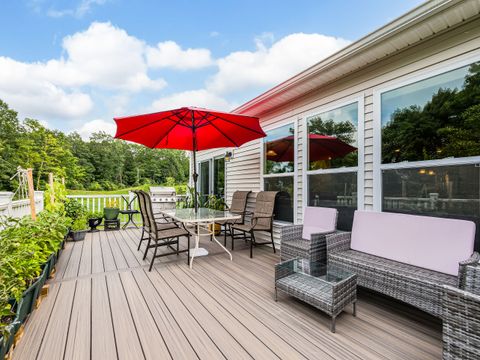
(193, 17, 480, 244)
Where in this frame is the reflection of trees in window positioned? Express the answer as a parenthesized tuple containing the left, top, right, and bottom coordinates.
(382, 62, 480, 164)
(264, 125, 295, 174)
(308, 116, 357, 168)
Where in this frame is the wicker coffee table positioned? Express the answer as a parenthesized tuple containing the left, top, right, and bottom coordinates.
(275, 258, 357, 332)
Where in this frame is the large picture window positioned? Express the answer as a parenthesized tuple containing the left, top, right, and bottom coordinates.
(263, 123, 295, 222)
(306, 102, 359, 231)
(380, 60, 480, 248)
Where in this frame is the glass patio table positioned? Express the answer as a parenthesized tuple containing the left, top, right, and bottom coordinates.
(275, 258, 357, 332)
(160, 208, 241, 268)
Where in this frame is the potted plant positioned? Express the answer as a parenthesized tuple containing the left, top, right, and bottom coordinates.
(70, 215, 88, 241)
(87, 211, 103, 232)
(104, 199, 120, 220)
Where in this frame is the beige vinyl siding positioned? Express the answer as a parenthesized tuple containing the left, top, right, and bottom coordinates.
(194, 16, 480, 234)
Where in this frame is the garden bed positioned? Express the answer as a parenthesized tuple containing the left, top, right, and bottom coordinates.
(0, 211, 69, 359)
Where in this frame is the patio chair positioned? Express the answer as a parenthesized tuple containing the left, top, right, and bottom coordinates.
(216, 191, 251, 247)
(140, 190, 191, 271)
(280, 206, 338, 263)
(231, 191, 278, 258)
(442, 264, 480, 359)
(135, 190, 180, 248)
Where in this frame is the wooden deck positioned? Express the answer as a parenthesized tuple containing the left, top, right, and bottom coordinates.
(13, 229, 442, 360)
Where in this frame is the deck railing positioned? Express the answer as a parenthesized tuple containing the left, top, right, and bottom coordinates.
(0, 191, 44, 219)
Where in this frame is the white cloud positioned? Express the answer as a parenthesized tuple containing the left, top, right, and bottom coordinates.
(47, 0, 108, 18)
(0, 22, 165, 121)
(76, 119, 116, 140)
(41, 22, 166, 91)
(150, 89, 233, 112)
(146, 41, 213, 70)
(207, 33, 350, 95)
(0, 56, 93, 119)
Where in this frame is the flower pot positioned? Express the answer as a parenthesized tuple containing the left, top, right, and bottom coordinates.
(71, 230, 87, 241)
(88, 217, 102, 232)
(208, 223, 222, 235)
(104, 207, 120, 220)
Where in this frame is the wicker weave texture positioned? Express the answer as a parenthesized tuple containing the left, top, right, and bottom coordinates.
(442, 284, 480, 359)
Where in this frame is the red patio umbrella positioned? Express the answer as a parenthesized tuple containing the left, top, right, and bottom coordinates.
(266, 134, 357, 162)
(114, 107, 266, 211)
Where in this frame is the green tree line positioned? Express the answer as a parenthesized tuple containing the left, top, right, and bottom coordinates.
(0, 100, 189, 192)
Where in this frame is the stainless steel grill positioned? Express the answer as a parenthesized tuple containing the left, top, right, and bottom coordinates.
(149, 186, 176, 211)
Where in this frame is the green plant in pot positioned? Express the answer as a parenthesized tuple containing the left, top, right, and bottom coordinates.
(71, 214, 88, 241)
(104, 199, 120, 220)
(87, 211, 103, 232)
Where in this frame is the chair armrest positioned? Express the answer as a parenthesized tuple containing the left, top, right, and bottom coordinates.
(458, 252, 480, 289)
(459, 262, 480, 295)
(275, 259, 296, 281)
(326, 231, 351, 254)
(280, 224, 303, 242)
(252, 214, 274, 229)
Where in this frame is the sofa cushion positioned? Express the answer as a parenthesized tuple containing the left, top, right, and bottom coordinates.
(302, 207, 337, 240)
(350, 211, 476, 276)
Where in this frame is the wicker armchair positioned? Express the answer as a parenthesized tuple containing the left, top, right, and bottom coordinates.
(280, 207, 338, 264)
(442, 264, 480, 359)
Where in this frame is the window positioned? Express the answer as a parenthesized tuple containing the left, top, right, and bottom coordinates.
(213, 157, 225, 197)
(199, 157, 225, 200)
(264, 176, 294, 223)
(199, 160, 210, 202)
(380, 60, 480, 248)
(306, 102, 359, 230)
(263, 123, 295, 222)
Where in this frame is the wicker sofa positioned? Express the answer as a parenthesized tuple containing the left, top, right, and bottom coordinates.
(327, 210, 478, 318)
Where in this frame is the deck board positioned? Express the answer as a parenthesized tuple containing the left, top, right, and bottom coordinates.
(12, 228, 442, 360)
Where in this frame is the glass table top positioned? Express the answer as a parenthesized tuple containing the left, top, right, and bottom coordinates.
(292, 259, 355, 284)
(161, 207, 241, 223)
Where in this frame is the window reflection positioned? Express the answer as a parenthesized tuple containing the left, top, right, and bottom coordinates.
(381, 62, 480, 164)
(199, 161, 210, 202)
(213, 157, 225, 197)
(383, 165, 480, 247)
(264, 176, 294, 222)
(307, 102, 358, 170)
(308, 172, 357, 230)
(264, 124, 295, 174)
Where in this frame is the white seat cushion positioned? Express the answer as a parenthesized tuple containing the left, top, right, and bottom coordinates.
(302, 207, 338, 240)
(350, 210, 476, 276)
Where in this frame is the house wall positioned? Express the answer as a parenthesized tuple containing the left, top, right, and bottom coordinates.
(194, 17, 480, 244)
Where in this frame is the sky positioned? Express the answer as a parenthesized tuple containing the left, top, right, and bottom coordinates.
(0, 0, 424, 139)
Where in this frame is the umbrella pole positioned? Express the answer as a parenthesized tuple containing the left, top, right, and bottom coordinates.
(191, 110, 198, 213)
(192, 148, 198, 212)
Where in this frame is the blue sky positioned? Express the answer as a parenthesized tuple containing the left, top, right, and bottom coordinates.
(0, 0, 423, 138)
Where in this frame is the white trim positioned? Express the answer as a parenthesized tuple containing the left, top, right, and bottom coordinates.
(380, 156, 480, 170)
(260, 121, 297, 223)
(372, 50, 480, 211)
(302, 95, 365, 211)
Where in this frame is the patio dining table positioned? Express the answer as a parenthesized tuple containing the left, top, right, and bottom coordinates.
(160, 208, 241, 268)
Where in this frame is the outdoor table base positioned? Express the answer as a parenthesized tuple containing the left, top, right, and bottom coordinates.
(187, 222, 233, 269)
(159, 208, 240, 269)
